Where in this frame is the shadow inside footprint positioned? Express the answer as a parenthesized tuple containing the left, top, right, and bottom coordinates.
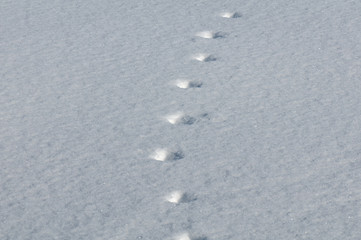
(199, 113, 211, 121)
(180, 193, 197, 203)
(203, 55, 217, 62)
(188, 82, 202, 88)
(213, 32, 227, 38)
(193, 236, 208, 240)
(173, 151, 185, 160)
(181, 116, 196, 125)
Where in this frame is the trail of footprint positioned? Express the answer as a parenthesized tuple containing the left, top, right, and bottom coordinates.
(152, 9, 240, 240)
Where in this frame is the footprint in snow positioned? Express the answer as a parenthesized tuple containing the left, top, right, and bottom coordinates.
(173, 233, 208, 240)
(195, 31, 226, 39)
(174, 79, 202, 89)
(150, 148, 184, 162)
(174, 233, 191, 240)
(165, 191, 197, 204)
(164, 112, 196, 125)
(192, 53, 216, 62)
(220, 11, 242, 18)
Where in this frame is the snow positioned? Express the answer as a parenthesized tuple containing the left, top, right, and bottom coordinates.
(1, 0, 361, 239)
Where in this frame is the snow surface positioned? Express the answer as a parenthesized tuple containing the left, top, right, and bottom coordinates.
(1, 0, 361, 239)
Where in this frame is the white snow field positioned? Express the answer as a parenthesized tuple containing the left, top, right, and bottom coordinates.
(1, 0, 361, 239)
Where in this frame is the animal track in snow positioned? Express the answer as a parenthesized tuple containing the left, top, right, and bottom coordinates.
(164, 112, 196, 125)
(150, 148, 184, 162)
(220, 11, 242, 18)
(173, 233, 207, 240)
(174, 233, 191, 240)
(165, 190, 184, 204)
(195, 31, 225, 39)
(165, 191, 196, 204)
(192, 53, 216, 62)
(174, 79, 202, 89)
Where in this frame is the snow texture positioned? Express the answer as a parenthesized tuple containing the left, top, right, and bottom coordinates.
(1, 0, 361, 239)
